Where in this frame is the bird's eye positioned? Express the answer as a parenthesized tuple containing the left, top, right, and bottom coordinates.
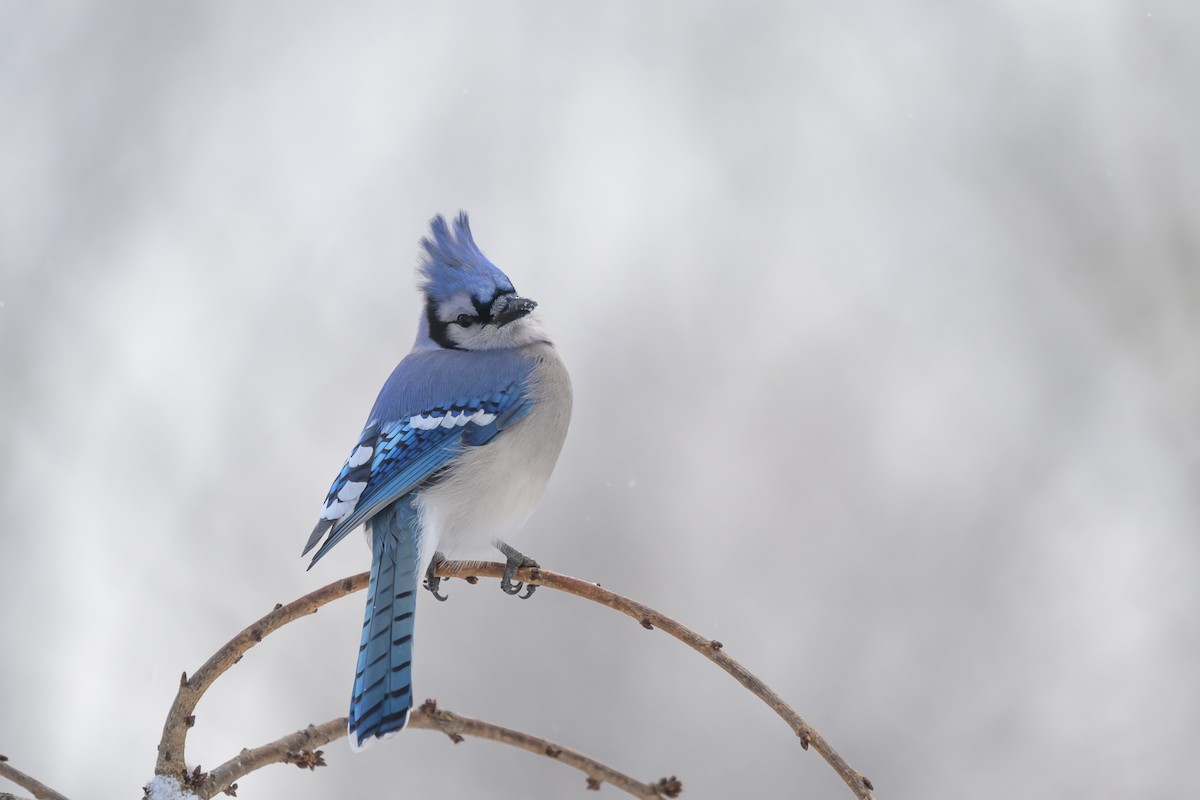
(455, 314, 475, 327)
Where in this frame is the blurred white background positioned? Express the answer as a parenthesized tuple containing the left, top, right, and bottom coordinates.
(2, 2, 1197, 798)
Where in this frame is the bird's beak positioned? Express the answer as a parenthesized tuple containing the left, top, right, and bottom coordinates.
(493, 295, 537, 326)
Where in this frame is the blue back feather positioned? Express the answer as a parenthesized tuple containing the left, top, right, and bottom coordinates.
(304, 348, 536, 566)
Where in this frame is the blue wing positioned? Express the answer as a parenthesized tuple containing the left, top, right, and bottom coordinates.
(303, 348, 536, 567)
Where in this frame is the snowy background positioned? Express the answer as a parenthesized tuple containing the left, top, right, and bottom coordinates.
(2, 2, 1198, 799)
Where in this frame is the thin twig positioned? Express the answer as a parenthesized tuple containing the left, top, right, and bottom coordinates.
(155, 574, 370, 777)
(196, 717, 344, 799)
(0, 759, 69, 800)
(411, 700, 679, 799)
(200, 702, 678, 800)
(435, 562, 877, 800)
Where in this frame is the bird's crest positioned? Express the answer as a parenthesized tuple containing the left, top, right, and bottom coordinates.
(418, 212, 515, 302)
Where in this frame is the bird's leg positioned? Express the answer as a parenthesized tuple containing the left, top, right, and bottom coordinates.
(494, 540, 539, 599)
(423, 550, 449, 601)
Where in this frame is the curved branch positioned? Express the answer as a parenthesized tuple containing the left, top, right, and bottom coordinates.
(159, 572, 676, 797)
(157, 560, 873, 798)
(155, 574, 370, 777)
(200, 702, 679, 800)
(0, 759, 69, 800)
(435, 562, 877, 800)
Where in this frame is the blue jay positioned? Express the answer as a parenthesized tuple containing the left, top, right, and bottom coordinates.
(303, 213, 572, 749)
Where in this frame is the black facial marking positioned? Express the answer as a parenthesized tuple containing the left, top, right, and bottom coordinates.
(427, 289, 515, 348)
(471, 288, 513, 323)
(426, 301, 462, 350)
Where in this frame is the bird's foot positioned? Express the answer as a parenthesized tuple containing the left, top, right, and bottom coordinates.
(495, 540, 539, 599)
(423, 551, 449, 601)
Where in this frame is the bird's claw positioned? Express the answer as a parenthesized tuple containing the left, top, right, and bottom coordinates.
(424, 551, 449, 602)
(499, 572, 537, 599)
(496, 541, 539, 600)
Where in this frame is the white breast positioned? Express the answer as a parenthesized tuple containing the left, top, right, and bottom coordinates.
(414, 342, 572, 570)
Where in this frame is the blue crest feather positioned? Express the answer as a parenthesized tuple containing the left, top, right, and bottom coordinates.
(418, 212, 515, 301)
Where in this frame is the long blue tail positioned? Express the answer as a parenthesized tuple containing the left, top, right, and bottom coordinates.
(349, 499, 420, 748)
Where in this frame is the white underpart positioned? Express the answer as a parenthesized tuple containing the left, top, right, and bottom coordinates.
(414, 341, 572, 574)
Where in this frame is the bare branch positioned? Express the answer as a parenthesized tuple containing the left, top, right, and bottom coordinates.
(155, 574, 370, 777)
(410, 700, 679, 799)
(200, 702, 678, 800)
(435, 562, 877, 800)
(0, 758, 69, 800)
(160, 572, 673, 797)
(196, 718, 344, 799)
(157, 560, 873, 798)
